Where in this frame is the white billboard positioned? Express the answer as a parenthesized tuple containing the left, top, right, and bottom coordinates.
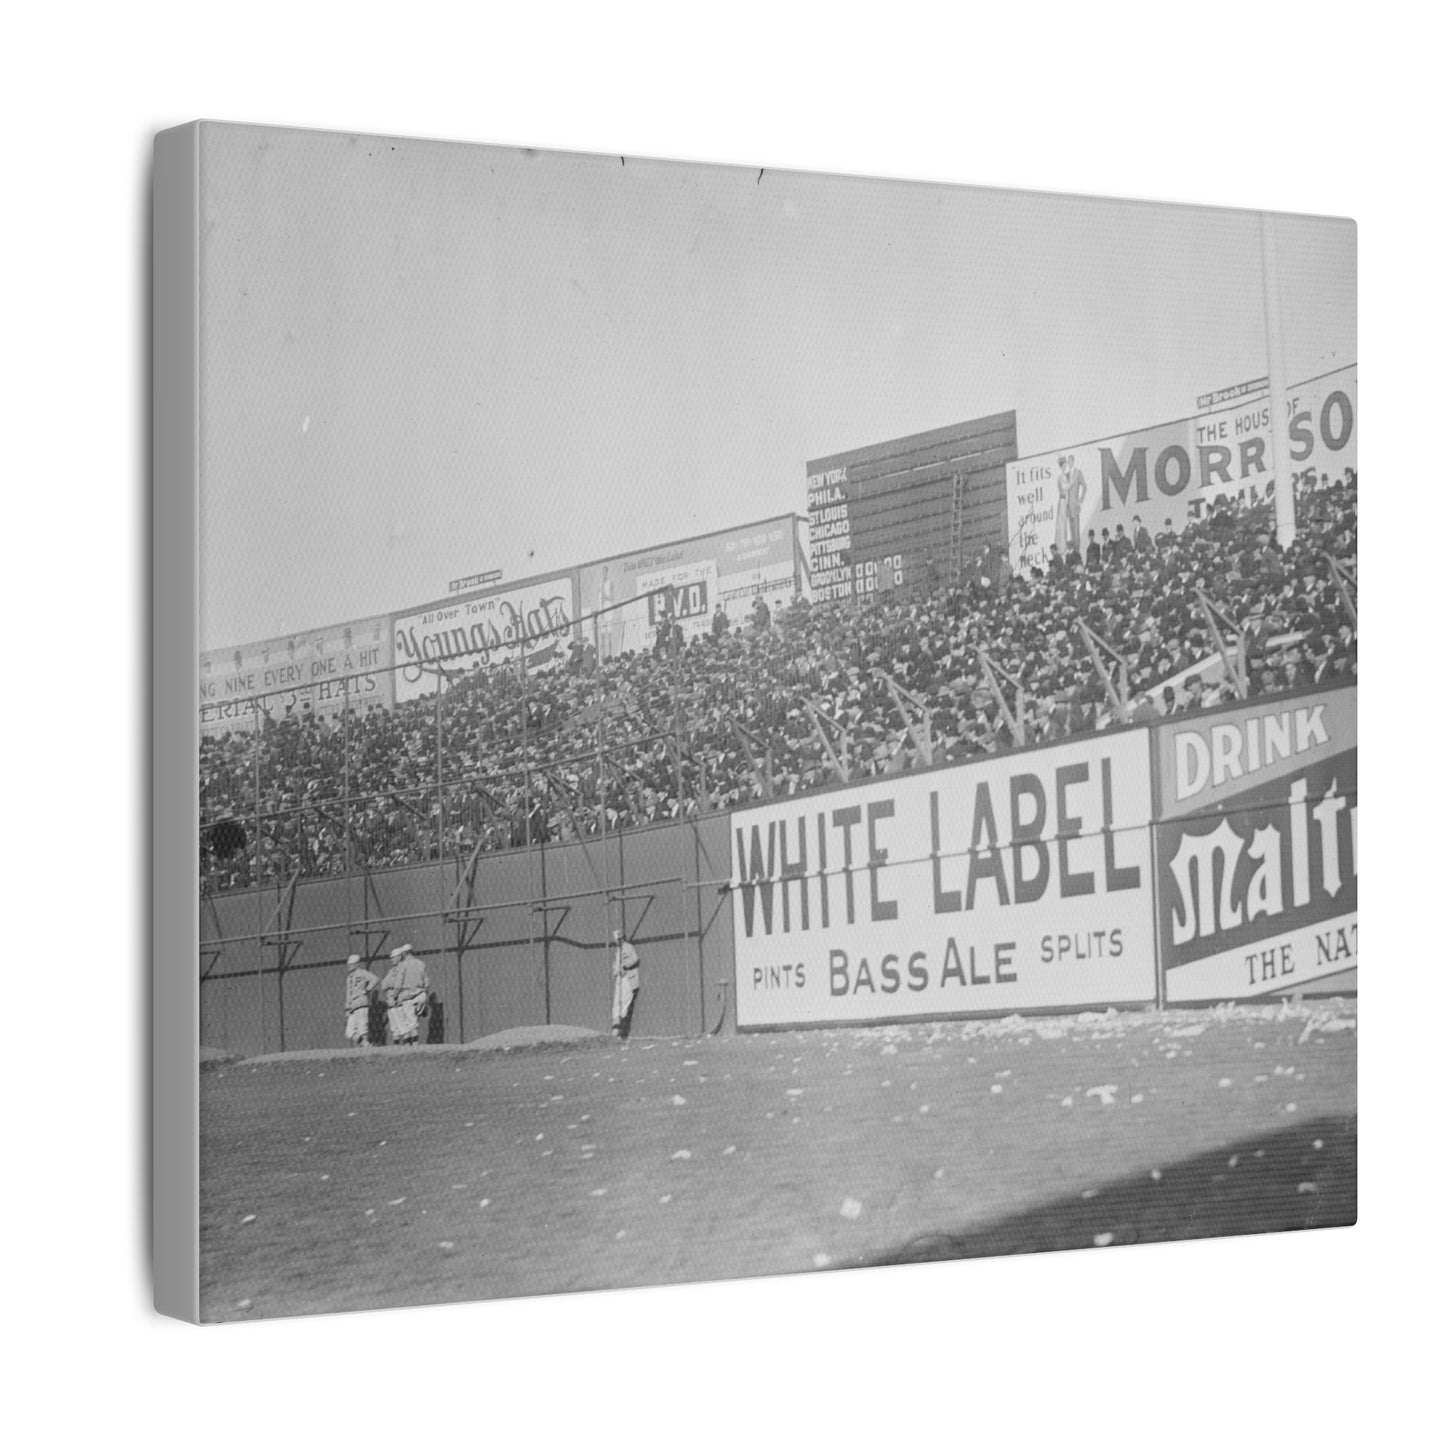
(199, 616, 393, 735)
(730, 730, 1157, 1028)
(579, 517, 802, 658)
(633, 557, 719, 644)
(1006, 364, 1356, 575)
(392, 573, 578, 702)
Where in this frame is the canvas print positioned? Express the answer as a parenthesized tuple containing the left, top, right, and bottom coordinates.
(172, 123, 1356, 1321)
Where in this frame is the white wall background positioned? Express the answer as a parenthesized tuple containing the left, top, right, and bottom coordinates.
(2, 4, 1432, 1443)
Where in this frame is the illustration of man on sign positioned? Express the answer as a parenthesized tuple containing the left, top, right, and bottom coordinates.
(1064, 454, 1087, 553)
(1053, 457, 1072, 555)
(1052, 457, 1090, 557)
(596, 564, 616, 661)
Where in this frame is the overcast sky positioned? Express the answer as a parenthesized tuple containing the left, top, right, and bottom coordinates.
(198, 123, 1355, 650)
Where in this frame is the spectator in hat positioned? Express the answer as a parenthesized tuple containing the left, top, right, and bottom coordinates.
(1085, 530, 1102, 570)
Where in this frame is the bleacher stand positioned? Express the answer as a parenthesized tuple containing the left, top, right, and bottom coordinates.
(200, 475, 1356, 890)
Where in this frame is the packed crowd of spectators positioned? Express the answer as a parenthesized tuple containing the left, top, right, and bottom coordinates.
(200, 473, 1356, 892)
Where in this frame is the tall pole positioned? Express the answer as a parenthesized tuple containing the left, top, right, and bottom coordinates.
(519, 639, 540, 1019)
(435, 675, 445, 862)
(343, 686, 352, 942)
(1260, 210, 1297, 550)
(253, 702, 265, 1056)
(599, 707, 610, 940)
(672, 628, 691, 1030)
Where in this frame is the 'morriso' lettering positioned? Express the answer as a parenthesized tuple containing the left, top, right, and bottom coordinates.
(1096, 390, 1353, 510)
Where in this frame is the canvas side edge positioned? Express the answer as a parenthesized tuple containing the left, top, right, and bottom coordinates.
(152, 121, 201, 1323)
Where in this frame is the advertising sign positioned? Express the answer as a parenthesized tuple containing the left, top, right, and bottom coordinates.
(199, 616, 394, 735)
(1153, 686, 1356, 1003)
(578, 518, 802, 659)
(1197, 377, 1268, 412)
(392, 573, 578, 702)
(636, 558, 718, 639)
(730, 730, 1156, 1028)
(448, 568, 502, 594)
(1007, 365, 1356, 574)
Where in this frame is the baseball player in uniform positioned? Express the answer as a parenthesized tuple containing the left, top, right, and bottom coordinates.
(611, 930, 640, 1040)
(380, 943, 431, 1045)
(342, 954, 379, 1047)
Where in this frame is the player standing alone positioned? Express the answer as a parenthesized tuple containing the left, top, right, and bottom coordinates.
(611, 930, 640, 1040)
(342, 954, 379, 1047)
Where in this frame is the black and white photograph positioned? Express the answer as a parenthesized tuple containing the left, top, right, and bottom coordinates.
(23, 4, 1445, 1436)
(163, 122, 1358, 1323)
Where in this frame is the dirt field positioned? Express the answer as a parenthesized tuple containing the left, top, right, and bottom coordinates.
(199, 1001, 1356, 1322)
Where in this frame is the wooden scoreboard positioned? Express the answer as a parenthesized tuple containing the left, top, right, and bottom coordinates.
(806, 411, 1018, 602)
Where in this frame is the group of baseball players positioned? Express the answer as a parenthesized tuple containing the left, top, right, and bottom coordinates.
(342, 932, 641, 1046)
(342, 943, 432, 1047)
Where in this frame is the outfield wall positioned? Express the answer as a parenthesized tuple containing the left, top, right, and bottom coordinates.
(201, 815, 736, 1057)
(728, 682, 1356, 1028)
(200, 684, 1355, 1052)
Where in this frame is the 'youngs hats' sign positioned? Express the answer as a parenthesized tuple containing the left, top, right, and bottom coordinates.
(392, 575, 578, 702)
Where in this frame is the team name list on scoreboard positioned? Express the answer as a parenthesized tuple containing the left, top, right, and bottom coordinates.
(807, 466, 853, 602)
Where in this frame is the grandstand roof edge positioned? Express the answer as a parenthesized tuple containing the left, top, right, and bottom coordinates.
(577, 512, 808, 572)
(202, 515, 809, 660)
(807, 410, 1018, 475)
(394, 565, 581, 625)
(200, 611, 393, 660)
